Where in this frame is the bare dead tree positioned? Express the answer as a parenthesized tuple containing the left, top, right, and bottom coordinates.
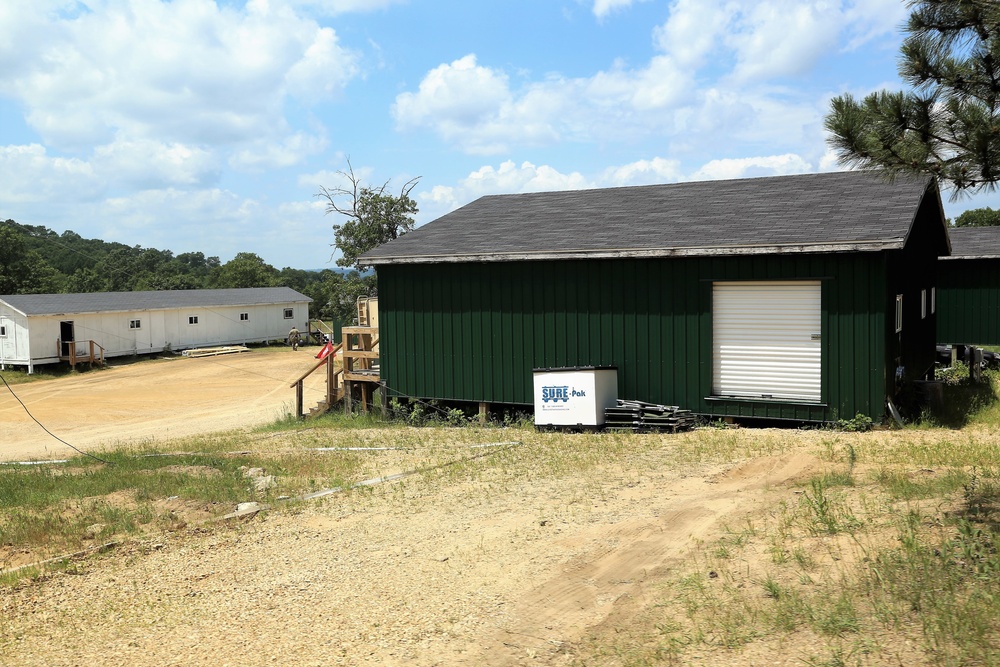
(316, 158, 420, 271)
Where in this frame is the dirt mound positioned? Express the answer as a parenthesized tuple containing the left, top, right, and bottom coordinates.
(708, 452, 828, 489)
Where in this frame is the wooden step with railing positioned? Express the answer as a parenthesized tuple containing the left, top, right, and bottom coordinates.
(57, 339, 106, 369)
(307, 319, 336, 344)
(289, 343, 343, 419)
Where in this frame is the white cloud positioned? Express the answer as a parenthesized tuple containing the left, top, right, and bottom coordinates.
(818, 147, 843, 172)
(0, 143, 103, 204)
(393, 54, 692, 153)
(592, 0, 649, 19)
(842, 0, 909, 51)
(87, 187, 338, 267)
(727, 1, 843, 81)
(653, 0, 733, 68)
(230, 131, 328, 171)
(418, 153, 819, 225)
(102, 187, 256, 230)
(690, 154, 813, 180)
(461, 160, 592, 195)
(601, 158, 683, 186)
(393, 55, 533, 154)
(0, 1, 359, 152)
(92, 137, 221, 188)
(392, 0, 897, 157)
(281, 0, 407, 16)
(413, 160, 591, 222)
(298, 163, 376, 192)
(93, 187, 268, 261)
(285, 26, 359, 101)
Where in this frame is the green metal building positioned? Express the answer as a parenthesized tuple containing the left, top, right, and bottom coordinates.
(938, 227, 1000, 345)
(361, 172, 949, 422)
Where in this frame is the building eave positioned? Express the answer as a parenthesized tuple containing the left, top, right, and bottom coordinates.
(366, 239, 907, 265)
(940, 254, 1000, 261)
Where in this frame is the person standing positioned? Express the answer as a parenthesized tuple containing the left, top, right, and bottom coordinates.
(288, 326, 301, 351)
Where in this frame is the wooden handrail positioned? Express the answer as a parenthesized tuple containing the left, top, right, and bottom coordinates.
(308, 319, 335, 335)
(289, 343, 342, 387)
(57, 338, 106, 368)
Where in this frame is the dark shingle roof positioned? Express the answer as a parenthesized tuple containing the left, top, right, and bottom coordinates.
(361, 171, 941, 265)
(944, 227, 1000, 259)
(0, 287, 310, 317)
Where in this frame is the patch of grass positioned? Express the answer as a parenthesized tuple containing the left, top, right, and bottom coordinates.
(871, 467, 967, 501)
(601, 430, 1000, 667)
(800, 479, 858, 535)
(0, 452, 249, 510)
(857, 513, 1000, 665)
(831, 414, 873, 432)
(0, 440, 366, 576)
(917, 369, 1000, 428)
(818, 470, 856, 488)
(0, 367, 65, 385)
(254, 409, 391, 432)
(811, 590, 860, 636)
(962, 466, 1000, 520)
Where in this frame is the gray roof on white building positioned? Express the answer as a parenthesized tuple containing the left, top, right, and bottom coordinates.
(0, 287, 311, 317)
(361, 171, 945, 265)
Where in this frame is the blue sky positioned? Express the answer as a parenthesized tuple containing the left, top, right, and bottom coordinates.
(0, 0, 994, 270)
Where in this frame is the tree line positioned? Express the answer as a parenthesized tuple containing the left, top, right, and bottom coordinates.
(0, 219, 372, 325)
(0, 163, 418, 325)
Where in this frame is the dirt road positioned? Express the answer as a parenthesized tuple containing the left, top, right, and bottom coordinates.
(0, 434, 830, 667)
(0, 348, 327, 462)
(0, 353, 845, 666)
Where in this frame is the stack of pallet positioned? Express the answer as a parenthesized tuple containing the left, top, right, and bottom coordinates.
(604, 399, 696, 433)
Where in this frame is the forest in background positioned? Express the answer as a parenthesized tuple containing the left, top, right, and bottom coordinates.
(0, 219, 373, 324)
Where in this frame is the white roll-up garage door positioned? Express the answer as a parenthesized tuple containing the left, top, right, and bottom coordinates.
(712, 281, 822, 402)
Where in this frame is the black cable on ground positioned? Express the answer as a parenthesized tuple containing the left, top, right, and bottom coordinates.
(0, 372, 113, 465)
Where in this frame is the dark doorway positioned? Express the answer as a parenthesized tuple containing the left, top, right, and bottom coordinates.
(60, 321, 75, 357)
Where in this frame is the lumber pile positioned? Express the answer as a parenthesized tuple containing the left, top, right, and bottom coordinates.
(182, 346, 250, 358)
(604, 399, 696, 433)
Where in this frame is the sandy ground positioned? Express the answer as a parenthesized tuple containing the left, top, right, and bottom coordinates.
(0, 355, 914, 666)
(0, 348, 328, 462)
(0, 444, 832, 667)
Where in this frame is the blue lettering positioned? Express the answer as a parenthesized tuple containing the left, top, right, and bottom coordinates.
(542, 386, 570, 403)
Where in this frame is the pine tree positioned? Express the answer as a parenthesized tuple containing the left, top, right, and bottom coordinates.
(825, 0, 1000, 197)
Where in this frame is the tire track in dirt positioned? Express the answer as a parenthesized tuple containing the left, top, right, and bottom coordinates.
(469, 453, 825, 666)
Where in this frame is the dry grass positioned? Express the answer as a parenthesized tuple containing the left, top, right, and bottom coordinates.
(5, 371, 1000, 665)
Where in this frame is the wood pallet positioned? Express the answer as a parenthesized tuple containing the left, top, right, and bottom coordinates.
(181, 345, 250, 358)
(605, 399, 696, 433)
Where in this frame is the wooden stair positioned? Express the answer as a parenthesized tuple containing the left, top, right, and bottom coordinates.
(289, 343, 344, 420)
(307, 319, 335, 345)
(307, 386, 344, 418)
(57, 339, 106, 369)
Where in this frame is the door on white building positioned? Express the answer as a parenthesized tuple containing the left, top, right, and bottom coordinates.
(60, 320, 75, 357)
(0, 318, 15, 364)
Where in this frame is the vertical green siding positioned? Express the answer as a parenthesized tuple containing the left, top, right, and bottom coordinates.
(939, 258, 1000, 345)
(378, 253, 893, 422)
